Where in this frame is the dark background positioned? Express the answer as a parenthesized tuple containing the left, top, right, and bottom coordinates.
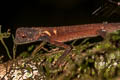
(0, 0, 102, 27)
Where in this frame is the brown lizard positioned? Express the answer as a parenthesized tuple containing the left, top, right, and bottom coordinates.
(14, 23, 120, 65)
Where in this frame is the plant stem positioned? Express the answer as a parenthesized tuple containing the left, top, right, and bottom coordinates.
(0, 39, 12, 59)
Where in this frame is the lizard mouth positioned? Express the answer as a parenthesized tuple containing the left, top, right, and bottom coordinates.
(14, 38, 35, 45)
(14, 38, 25, 45)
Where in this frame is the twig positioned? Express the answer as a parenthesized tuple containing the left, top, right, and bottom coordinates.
(107, 0, 120, 6)
(0, 39, 12, 59)
(12, 34, 17, 59)
(0, 25, 12, 59)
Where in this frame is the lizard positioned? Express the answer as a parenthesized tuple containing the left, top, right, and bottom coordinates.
(14, 23, 120, 65)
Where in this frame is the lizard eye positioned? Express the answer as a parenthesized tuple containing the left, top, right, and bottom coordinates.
(21, 34, 27, 38)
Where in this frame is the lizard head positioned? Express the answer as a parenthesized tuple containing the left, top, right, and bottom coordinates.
(14, 28, 42, 44)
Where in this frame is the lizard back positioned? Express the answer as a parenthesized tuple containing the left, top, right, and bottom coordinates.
(15, 23, 120, 44)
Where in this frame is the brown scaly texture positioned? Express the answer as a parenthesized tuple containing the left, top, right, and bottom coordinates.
(15, 23, 120, 44)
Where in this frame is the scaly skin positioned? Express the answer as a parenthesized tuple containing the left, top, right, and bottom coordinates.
(14, 23, 120, 65)
(15, 23, 120, 44)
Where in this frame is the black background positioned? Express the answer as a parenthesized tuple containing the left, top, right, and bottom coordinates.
(0, 0, 101, 27)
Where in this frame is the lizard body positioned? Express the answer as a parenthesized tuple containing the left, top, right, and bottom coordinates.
(14, 23, 120, 65)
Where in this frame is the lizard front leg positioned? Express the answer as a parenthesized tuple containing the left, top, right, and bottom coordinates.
(31, 35, 50, 56)
(49, 40, 73, 66)
(38, 35, 73, 66)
